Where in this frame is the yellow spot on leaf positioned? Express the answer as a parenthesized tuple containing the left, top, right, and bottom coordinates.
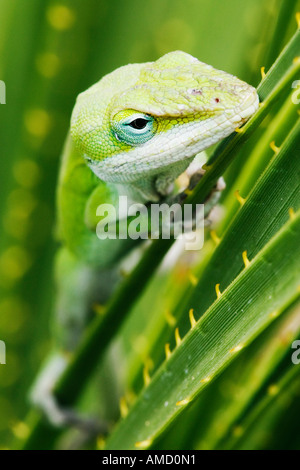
(176, 398, 190, 406)
(261, 66, 266, 79)
(11, 421, 29, 440)
(202, 163, 210, 171)
(164, 308, 176, 327)
(13, 159, 41, 189)
(234, 189, 246, 207)
(125, 389, 136, 406)
(92, 303, 106, 315)
(184, 188, 193, 196)
(4, 189, 37, 239)
(0, 246, 32, 284)
(143, 361, 151, 387)
(175, 327, 182, 347)
(120, 269, 130, 278)
(165, 343, 171, 360)
(200, 376, 211, 383)
(289, 208, 296, 220)
(232, 426, 244, 438)
(47, 5, 76, 30)
(269, 310, 279, 319)
(210, 230, 221, 245)
(296, 12, 300, 28)
(189, 309, 197, 328)
(269, 140, 280, 154)
(24, 109, 51, 138)
(61, 350, 73, 361)
(96, 436, 106, 449)
(135, 439, 152, 449)
(215, 283, 221, 299)
(188, 272, 198, 286)
(268, 384, 279, 396)
(132, 334, 147, 354)
(119, 396, 129, 418)
(0, 297, 29, 334)
(230, 344, 244, 354)
(242, 250, 250, 268)
(36, 53, 60, 78)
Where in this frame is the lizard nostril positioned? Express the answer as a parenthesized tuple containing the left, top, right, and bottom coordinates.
(188, 88, 202, 95)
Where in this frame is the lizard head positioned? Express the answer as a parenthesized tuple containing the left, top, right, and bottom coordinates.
(71, 51, 258, 198)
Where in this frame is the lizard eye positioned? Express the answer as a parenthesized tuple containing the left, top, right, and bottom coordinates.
(112, 111, 156, 146)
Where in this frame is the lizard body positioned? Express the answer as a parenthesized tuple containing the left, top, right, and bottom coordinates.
(31, 50, 259, 431)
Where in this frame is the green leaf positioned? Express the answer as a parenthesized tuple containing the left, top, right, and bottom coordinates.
(105, 211, 300, 450)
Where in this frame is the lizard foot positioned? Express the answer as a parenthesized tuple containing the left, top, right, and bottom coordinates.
(30, 354, 109, 439)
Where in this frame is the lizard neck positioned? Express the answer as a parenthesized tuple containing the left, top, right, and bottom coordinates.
(114, 157, 194, 203)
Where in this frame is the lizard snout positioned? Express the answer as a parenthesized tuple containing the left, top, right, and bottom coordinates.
(236, 86, 259, 121)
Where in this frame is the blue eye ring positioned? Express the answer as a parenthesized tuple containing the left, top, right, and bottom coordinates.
(112, 111, 156, 146)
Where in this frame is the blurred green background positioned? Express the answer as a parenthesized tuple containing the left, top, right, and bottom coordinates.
(0, 0, 299, 449)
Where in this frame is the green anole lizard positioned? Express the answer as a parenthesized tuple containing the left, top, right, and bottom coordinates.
(30, 51, 259, 433)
